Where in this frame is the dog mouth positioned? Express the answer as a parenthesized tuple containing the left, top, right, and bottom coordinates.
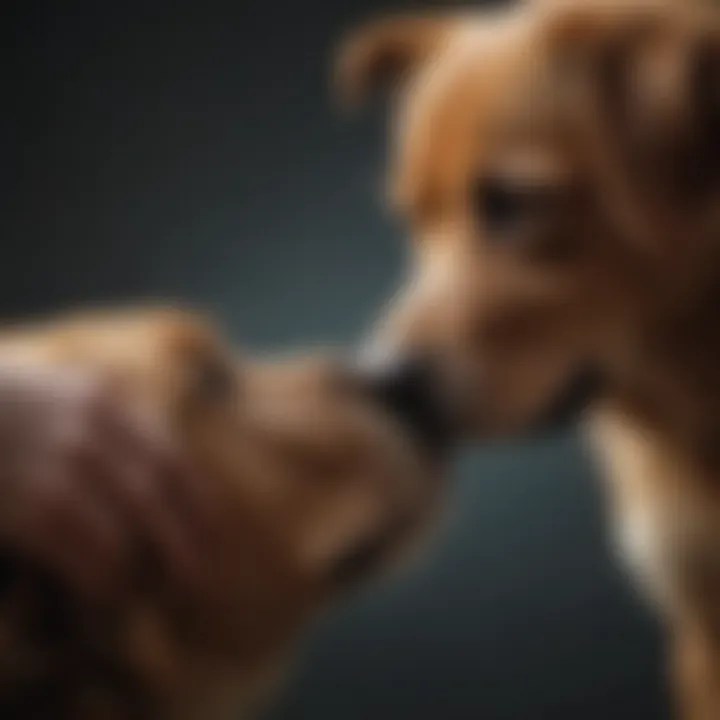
(329, 529, 396, 588)
(328, 512, 419, 589)
(531, 368, 604, 435)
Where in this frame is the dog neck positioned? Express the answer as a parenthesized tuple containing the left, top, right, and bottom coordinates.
(606, 267, 720, 472)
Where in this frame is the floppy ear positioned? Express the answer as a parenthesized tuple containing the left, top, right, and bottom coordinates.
(334, 16, 456, 109)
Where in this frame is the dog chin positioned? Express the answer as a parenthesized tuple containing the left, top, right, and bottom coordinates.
(463, 368, 603, 441)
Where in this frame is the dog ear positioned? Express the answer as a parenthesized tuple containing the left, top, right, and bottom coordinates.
(334, 16, 456, 110)
(551, 2, 720, 209)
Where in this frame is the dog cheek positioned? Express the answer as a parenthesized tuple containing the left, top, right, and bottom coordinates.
(469, 328, 587, 435)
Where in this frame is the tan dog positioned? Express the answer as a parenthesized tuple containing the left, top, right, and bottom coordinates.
(0, 309, 444, 719)
(337, 1, 720, 717)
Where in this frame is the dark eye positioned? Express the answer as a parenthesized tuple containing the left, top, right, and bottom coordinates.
(191, 355, 237, 405)
(475, 177, 554, 238)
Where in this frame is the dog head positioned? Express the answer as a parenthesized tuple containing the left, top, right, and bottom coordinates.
(337, 0, 720, 438)
(0, 309, 443, 716)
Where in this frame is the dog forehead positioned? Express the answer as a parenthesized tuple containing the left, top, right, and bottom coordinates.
(391, 15, 556, 220)
(0, 308, 225, 370)
(389, 0, 704, 225)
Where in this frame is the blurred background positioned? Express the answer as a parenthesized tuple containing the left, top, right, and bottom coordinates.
(2, 0, 668, 718)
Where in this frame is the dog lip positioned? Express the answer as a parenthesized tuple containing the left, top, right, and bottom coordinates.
(328, 512, 416, 589)
(329, 532, 392, 588)
(532, 368, 604, 434)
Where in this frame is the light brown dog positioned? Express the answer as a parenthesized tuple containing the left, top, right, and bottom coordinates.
(337, 0, 720, 717)
(0, 309, 443, 719)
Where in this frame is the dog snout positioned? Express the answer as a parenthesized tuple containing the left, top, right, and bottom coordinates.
(352, 351, 458, 455)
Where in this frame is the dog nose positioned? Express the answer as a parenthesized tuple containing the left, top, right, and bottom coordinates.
(353, 353, 456, 455)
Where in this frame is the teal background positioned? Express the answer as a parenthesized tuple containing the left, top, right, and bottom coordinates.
(2, 1, 667, 717)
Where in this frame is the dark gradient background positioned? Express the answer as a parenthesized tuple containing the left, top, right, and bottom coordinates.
(2, 1, 668, 718)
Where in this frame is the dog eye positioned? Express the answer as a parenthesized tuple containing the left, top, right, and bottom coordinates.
(475, 177, 553, 239)
(191, 356, 238, 405)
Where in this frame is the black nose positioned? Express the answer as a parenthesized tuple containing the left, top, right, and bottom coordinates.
(354, 353, 455, 455)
